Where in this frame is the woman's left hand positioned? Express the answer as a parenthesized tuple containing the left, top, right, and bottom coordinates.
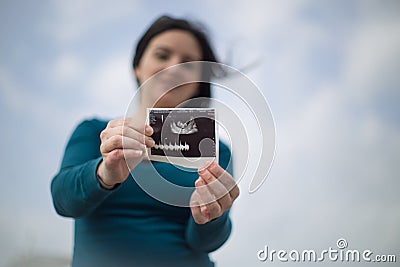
(190, 161, 240, 224)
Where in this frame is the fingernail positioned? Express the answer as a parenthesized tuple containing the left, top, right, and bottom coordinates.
(148, 138, 155, 147)
(146, 125, 153, 135)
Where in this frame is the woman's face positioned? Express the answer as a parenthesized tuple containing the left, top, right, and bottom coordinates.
(134, 29, 203, 108)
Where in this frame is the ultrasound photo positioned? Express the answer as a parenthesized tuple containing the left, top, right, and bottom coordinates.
(147, 108, 218, 168)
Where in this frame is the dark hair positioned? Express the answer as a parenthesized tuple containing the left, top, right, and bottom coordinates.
(133, 15, 219, 101)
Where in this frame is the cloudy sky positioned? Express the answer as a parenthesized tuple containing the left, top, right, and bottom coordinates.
(1, 0, 399, 266)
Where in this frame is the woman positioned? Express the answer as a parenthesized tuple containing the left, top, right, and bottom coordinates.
(51, 15, 239, 267)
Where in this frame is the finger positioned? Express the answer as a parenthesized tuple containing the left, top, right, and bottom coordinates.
(207, 162, 240, 200)
(127, 125, 156, 147)
(101, 135, 146, 154)
(205, 199, 222, 221)
(101, 125, 137, 140)
(123, 118, 153, 136)
(190, 200, 209, 225)
(108, 118, 153, 136)
(122, 126, 154, 147)
(229, 184, 240, 201)
(145, 124, 153, 136)
(123, 149, 145, 168)
(103, 148, 143, 165)
(101, 126, 155, 147)
(207, 161, 225, 178)
(122, 148, 143, 159)
(107, 118, 125, 128)
(198, 168, 228, 196)
(198, 169, 232, 210)
(195, 179, 222, 220)
(195, 178, 215, 206)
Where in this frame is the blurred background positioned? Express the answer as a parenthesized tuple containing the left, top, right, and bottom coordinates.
(1, 0, 399, 266)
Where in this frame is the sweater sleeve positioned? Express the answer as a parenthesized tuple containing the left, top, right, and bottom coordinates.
(50, 119, 116, 218)
(185, 141, 234, 252)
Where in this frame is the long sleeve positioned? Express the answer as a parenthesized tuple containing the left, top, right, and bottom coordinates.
(52, 119, 236, 266)
(185, 141, 234, 252)
(185, 211, 232, 252)
(51, 119, 115, 218)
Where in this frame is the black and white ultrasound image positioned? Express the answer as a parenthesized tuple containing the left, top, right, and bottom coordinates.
(148, 109, 216, 158)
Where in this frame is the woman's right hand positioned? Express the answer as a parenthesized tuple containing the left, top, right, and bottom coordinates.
(97, 117, 154, 189)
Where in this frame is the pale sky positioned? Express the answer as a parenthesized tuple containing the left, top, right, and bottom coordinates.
(1, 0, 399, 266)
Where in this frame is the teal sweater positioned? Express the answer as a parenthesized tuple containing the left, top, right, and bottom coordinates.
(51, 118, 233, 267)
